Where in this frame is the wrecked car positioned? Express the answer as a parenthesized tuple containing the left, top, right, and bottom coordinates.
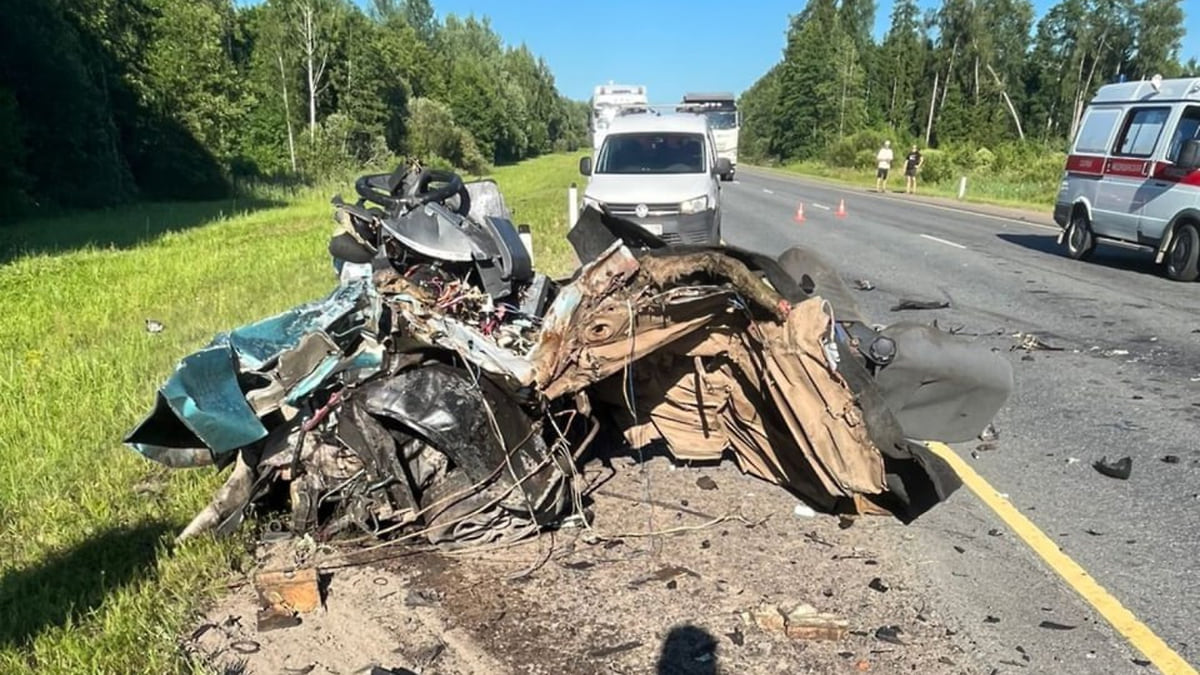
(125, 160, 1013, 547)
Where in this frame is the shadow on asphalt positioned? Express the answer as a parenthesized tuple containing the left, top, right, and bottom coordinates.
(996, 233, 1164, 277)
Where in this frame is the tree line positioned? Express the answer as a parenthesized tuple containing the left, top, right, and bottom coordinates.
(0, 0, 590, 219)
(739, 0, 1195, 166)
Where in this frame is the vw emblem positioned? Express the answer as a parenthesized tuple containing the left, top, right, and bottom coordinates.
(634, 203, 649, 218)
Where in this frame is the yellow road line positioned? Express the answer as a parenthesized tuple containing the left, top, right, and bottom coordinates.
(927, 441, 1197, 675)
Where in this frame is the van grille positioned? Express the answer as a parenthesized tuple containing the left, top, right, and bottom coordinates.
(606, 202, 681, 217)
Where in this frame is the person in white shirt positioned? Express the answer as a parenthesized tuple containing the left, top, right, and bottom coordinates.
(875, 140, 894, 193)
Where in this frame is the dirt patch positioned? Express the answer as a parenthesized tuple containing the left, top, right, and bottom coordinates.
(186, 456, 985, 674)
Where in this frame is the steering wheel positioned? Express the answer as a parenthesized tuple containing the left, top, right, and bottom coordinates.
(405, 169, 471, 216)
(353, 167, 471, 216)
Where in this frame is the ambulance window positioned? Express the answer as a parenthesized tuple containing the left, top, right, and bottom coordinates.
(1166, 107, 1200, 163)
(1115, 107, 1170, 157)
(1074, 108, 1120, 154)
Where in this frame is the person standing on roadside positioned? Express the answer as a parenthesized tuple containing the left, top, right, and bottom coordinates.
(875, 140, 894, 193)
(904, 144, 924, 194)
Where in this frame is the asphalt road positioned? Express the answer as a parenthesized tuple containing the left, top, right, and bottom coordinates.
(721, 168, 1200, 674)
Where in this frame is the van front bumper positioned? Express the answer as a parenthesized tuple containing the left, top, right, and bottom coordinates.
(649, 209, 719, 246)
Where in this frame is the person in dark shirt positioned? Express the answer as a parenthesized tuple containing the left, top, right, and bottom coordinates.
(904, 145, 923, 194)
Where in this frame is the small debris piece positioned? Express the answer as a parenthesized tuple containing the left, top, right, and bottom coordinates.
(979, 423, 1000, 442)
(1161, 455, 1181, 464)
(254, 568, 320, 614)
(1105, 349, 1130, 357)
(1093, 456, 1132, 480)
(976, 442, 997, 452)
(856, 660, 870, 671)
(838, 516, 855, 530)
(854, 279, 875, 291)
(984, 615, 1001, 624)
(891, 299, 950, 311)
(1037, 621, 1077, 630)
(874, 625, 905, 645)
(256, 604, 302, 632)
(793, 503, 816, 518)
(726, 627, 745, 647)
(700, 539, 711, 549)
(953, 545, 966, 554)
(868, 577, 890, 593)
(696, 476, 718, 491)
(750, 605, 787, 633)
(1012, 333, 1063, 352)
(564, 560, 595, 570)
(939, 657, 956, 666)
(1132, 658, 1151, 667)
(1084, 529, 1104, 536)
(987, 528, 1003, 537)
(666, 579, 678, 590)
(785, 603, 849, 641)
(404, 588, 442, 607)
(1017, 645, 1031, 662)
(587, 641, 644, 658)
(145, 319, 165, 334)
(1065, 457, 1080, 465)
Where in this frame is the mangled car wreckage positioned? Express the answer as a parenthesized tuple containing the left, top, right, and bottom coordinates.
(126, 162, 1013, 546)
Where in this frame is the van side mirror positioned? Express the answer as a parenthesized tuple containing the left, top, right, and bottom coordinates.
(579, 156, 592, 176)
(713, 158, 732, 177)
(1179, 139, 1200, 170)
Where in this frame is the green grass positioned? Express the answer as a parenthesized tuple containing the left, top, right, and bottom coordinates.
(0, 153, 580, 673)
(762, 159, 1059, 212)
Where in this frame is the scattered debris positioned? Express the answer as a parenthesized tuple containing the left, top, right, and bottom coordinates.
(253, 567, 320, 632)
(1161, 455, 1181, 464)
(586, 641, 644, 658)
(404, 588, 442, 607)
(1093, 456, 1133, 480)
(987, 528, 1003, 537)
(1037, 621, 1077, 631)
(1132, 658, 1152, 667)
(854, 279, 875, 291)
(1011, 333, 1063, 352)
(868, 577, 890, 593)
(145, 318, 165, 334)
(1065, 457, 1080, 465)
(979, 423, 1000, 443)
(874, 625, 905, 645)
(725, 628, 745, 647)
(1084, 529, 1104, 536)
(749, 602, 849, 641)
(984, 615, 1001, 624)
(953, 545, 966, 554)
(890, 299, 950, 311)
(976, 442, 997, 453)
(696, 476, 719, 491)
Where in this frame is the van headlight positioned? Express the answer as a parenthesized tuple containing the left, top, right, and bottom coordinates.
(583, 196, 603, 211)
(680, 196, 708, 214)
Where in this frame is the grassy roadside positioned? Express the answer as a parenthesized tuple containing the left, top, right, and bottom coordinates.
(755, 160, 1058, 213)
(0, 153, 580, 673)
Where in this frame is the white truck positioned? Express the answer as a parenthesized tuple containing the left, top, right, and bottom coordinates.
(589, 83, 649, 152)
(678, 93, 739, 181)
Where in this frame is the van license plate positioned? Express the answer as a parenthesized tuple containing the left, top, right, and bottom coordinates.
(641, 224, 663, 235)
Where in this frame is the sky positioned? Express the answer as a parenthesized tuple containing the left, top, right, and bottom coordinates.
(425, 0, 1199, 103)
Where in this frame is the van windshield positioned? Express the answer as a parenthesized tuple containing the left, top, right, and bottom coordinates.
(596, 133, 706, 174)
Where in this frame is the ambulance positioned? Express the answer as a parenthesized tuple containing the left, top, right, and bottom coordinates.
(1053, 75, 1200, 281)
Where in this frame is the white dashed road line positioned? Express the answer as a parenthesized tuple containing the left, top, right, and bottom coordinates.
(920, 234, 967, 250)
(761, 188, 774, 194)
(811, 203, 831, 211)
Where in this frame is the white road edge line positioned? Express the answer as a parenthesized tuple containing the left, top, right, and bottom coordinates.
(761, 188, 774, 194)
(920, 234, 968, 250)
(811, 203, 831, 210)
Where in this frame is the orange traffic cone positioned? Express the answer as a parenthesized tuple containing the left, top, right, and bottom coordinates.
(793, 202, 806, 223)
(835, 198, 847, 218)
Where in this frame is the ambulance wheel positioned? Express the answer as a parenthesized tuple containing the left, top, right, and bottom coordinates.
(1165, 222, 1200, 282)
(1064, 211, 1095, 261)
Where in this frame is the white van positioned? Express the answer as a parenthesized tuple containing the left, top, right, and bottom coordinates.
(578, 113, 731, 245)
(1053, 76, 1200, 281)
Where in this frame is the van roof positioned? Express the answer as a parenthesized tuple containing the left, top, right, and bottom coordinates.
(1090, 77, 1200, 105)
(603, 113, 710, 135)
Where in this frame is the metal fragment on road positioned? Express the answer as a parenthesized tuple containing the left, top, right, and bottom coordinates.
(1092, 456, 1132, 480)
